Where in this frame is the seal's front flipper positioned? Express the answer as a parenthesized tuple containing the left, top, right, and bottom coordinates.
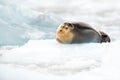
(99, 31, 110, 43)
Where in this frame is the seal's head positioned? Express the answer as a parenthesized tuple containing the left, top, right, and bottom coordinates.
(56, 22, 74, 44)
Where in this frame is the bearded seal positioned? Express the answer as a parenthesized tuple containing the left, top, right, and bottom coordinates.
(56, 22, 110, 44)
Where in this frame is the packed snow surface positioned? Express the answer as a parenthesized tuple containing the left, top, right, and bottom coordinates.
(0, 40, 120, 80)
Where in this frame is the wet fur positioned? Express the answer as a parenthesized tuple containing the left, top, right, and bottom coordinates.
(56, 22, 110, 44)
(70, 22, 101, 43)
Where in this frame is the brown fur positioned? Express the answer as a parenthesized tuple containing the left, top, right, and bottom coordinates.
(56, 23, 74, 43)
(56, 22, 110, 44)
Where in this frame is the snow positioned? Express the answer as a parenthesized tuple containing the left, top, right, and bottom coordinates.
(0, 40, 106, 71)
(1, 42, 119, 80)
(0, 0, 120, 80)
(0, 40, 120, 80)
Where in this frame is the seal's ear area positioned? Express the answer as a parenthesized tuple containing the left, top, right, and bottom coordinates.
(63, 22, 71, 26)
(63, 22, 68, 25)
(63, 22, 74, 30)
(67, 23, 74, 30)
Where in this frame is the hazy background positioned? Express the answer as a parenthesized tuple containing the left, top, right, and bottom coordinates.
(0, 0, 120, 45)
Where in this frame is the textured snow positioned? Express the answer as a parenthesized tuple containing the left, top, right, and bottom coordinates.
(0, 40, 120, 80)
(0, 40, 107, 69)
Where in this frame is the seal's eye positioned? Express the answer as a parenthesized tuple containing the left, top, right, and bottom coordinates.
(68, 23, 71, 26)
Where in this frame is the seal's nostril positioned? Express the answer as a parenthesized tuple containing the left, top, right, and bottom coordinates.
(60, 30, 62, 32)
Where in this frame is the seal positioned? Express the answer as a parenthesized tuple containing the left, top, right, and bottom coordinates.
(99, 31, 110, 42)
(56, 22, 110, 44)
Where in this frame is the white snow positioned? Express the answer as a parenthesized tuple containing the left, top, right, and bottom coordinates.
(0, 40, 120, 80)
(0, 40, 106, 71)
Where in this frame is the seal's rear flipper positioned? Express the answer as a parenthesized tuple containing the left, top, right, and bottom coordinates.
(99, 31, 110, 43)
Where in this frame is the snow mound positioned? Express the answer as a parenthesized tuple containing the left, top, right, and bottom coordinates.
(0, 39, 109, 74)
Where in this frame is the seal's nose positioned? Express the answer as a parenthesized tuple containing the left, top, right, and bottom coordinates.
(59, 29, 62, 32)
(57, 29, 62, 33)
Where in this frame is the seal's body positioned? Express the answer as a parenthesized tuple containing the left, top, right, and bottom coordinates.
(56, 22, 110, 44)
